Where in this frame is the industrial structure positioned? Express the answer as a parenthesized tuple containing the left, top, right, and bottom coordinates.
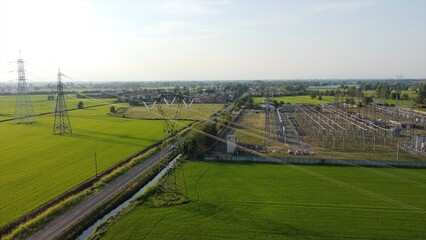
(14, 55, 36, 124)
(53, 69, 72, 135)
(155, 92, 188, 204)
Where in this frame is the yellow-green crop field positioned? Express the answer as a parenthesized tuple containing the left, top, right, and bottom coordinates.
(101, 161, 426, 239)
(0, 100, 189, 227)
(253, 96, 335, 105)
(122, 104, 224, 121)
(0, 95, 116, 121)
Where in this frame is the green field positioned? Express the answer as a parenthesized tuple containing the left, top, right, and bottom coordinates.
(253, 95, 335, 105)
(122, 104, 223, 121)
(0, 95, 116, 121)
(100, 162, 426, 239)
(0, 105, 190, 227)
(236, 111, 265, 146)
(363, 90, 418, 98)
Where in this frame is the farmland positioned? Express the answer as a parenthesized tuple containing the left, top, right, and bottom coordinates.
(121, 104, 224, 121)
(0, 104, 190, 227)
(253, 91, 421, 109)
(253, 96, 335, 105)
(100, 162, 426, 239)
(0, 95, 116, 121)
(235, 110, 265, 147)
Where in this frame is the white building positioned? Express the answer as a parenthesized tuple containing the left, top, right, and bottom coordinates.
(412, 135, 426, 152)
(227, 135, 237, 153)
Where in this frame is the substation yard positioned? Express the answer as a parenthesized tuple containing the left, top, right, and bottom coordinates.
(234, 110, 289, 154)
(290, 104, 426, 161)
(0, 104, 191, 227)
(98, 161, 426, 240)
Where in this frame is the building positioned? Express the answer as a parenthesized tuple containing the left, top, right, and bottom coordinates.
(227, 135, 237, 153)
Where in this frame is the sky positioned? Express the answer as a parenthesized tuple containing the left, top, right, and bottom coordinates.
(0, 0, 425, 82)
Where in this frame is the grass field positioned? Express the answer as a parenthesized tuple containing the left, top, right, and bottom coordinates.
(121, 104, 223, 121)
(253, 94, 426, 112)
(236, 111, 265, 146)
(0, 95, 116, 121)
(253, 96, 335, 105)
(100, 162, 426, 239)
(0, 105, 190, 227)
(363, 90, 418, 98)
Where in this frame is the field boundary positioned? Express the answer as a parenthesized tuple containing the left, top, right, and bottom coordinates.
(204, 156, 426, 168)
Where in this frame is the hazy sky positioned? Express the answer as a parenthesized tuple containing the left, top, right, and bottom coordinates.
(0, 0, 425, 82)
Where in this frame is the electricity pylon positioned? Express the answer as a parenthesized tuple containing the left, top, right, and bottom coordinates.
(53, 69, 72, 135)
(155, 92, 188, 205)
(14, 55, 36, 124)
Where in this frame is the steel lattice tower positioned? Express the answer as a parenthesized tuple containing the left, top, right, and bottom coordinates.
(53, 69, 72, 135)
(155, 93, 188, 205)
(14, 57, 36, 124)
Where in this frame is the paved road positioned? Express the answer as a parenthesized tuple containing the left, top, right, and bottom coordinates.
(29, 147, 173, 240)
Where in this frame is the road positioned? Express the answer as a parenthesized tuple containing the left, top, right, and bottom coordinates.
(28, 147, 173, 240)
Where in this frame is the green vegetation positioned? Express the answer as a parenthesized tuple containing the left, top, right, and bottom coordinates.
(120, 104, 223, 121)
(0, 95, 116, 121)
(0, 105, 189, 227)
(236, 111, 265, 146)
(253, 95, 335, 105)
(182, 122, 218, 159)
(100, 162, 426, 239)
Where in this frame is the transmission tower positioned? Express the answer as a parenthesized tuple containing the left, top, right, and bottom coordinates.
(53, 69, 72, 135)
(14, 55, 36, 124)
(155, 92, 188, 205)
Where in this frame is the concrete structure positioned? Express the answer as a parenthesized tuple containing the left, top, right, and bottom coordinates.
(227, 135, 237, 153)
(412, 134, 426, 152)
(279, 104, 297, 113)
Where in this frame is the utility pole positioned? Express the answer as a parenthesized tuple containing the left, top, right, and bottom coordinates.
(396, 139, 400, 161)
(94, 152, 98, 178)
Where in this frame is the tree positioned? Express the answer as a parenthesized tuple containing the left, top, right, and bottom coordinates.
(182, 133, 204, 160)
(198, 123, 218, 146)
(317, 95, 323, 100)
(418, 83, 426, 103)
(77, 101, 84, 109)
(401, 93, 409, 100)
(362, 96, 373, 105)
(345, 97, 355, 105)
(346, 86, 357, 97)
(110, 106, 116, 113)
(272, 100, 279, 108)
(375, 83, 391, 99)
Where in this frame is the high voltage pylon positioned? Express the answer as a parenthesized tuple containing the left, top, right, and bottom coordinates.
(53, 69, 72, 135)
(155, 92, 188, 205)
(14, 54, 36, 124)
